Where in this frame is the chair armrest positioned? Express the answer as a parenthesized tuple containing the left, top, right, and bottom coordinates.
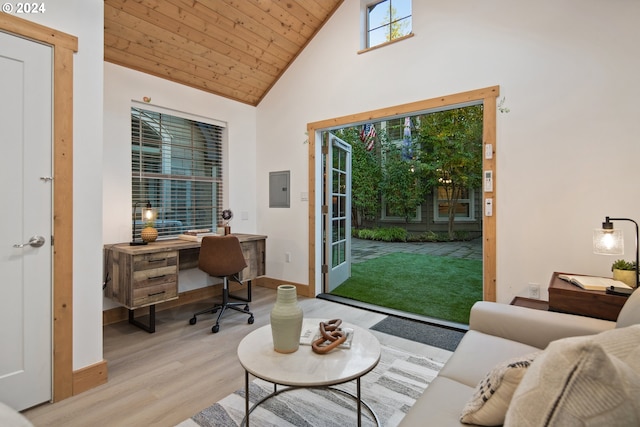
(469, 301, 615, 349)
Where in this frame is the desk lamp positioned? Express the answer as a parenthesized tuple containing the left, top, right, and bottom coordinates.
(593, 216, 639, 288)
(130, 201, 153, 246)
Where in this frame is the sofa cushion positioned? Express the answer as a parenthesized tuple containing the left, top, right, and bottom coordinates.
(399, 376, 475, 427)
(0, 403, 33, 427)
(439, 330, 540, 388)
(616, 287, 640, 328)
(505, 325, 640, 426)
(460, 352, 540, 426)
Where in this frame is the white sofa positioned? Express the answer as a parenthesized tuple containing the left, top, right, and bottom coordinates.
(0, 403, 33, 427)
(400, 288, 640, 426)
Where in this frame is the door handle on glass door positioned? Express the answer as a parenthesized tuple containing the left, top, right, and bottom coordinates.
(13, 235, 46, 248)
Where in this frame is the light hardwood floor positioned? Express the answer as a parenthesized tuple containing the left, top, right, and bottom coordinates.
(23, 286, 452, 427)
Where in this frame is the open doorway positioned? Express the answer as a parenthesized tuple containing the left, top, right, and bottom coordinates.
(306, 87, 499, 314)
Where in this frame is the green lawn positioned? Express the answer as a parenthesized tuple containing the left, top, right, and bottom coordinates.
(330, 252, 483, 324)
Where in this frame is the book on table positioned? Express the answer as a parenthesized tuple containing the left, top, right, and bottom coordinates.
(558, 274, 633, 291)
(178, 229, 219, 242)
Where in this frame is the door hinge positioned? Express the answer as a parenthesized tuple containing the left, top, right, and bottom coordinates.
(322, 205, 328, 214)
(51, 235, 54, 246)
(321, 264, 328, 274)
(322, 145, 329, 155)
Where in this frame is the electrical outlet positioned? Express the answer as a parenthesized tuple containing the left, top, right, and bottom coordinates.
(529, 283, 540, 299)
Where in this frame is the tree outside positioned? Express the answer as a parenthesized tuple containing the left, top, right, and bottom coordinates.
(334, 104, 483, 240)
(416, 105, 484, 239)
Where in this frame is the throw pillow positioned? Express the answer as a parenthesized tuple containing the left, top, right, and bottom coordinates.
(504, 325, 640, 426)
(460, 352, 540, 426)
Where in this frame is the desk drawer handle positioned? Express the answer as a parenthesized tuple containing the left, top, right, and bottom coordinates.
(148, 290, 166, 297)
(149, 274, 166, 280)
(148, 258, 167, 263)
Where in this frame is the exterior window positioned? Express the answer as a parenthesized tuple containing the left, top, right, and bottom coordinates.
(434, 187, 475, 221)
(131, 107, 224, 239)
(381, 199, 421, 222)
(366, 0, 412, 48)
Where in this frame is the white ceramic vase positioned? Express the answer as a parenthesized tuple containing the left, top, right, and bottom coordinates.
(270, 284, 303, 353)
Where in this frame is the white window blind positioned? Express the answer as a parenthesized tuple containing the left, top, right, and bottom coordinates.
(131, 107, 223, 239)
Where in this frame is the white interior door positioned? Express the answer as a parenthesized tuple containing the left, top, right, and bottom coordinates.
(324, 133, 352, 292)
(0, 32, 53, 411)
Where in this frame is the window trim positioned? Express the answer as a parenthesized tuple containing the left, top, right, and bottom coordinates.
(131, 105, 225, 239)
(360, 0, 413, 51)
(380, 198, 422, 222)
(433, 187, 477, 222)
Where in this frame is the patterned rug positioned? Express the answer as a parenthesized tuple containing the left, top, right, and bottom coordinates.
(176, 345, 444, 427)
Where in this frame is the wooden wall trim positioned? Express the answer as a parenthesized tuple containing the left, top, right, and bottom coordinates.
(0, 14, 78, 402)
(73, 361, 108, 396)
(307, 86, 500, 301)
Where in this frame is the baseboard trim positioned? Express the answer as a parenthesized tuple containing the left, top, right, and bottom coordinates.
(257, 277, 312, 297)
(73, 360, 108, 395)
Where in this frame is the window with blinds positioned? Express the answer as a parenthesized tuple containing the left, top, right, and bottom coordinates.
(131, 107, 223, 239)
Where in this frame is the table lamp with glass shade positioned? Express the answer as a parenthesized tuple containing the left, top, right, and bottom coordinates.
(593, 216, 639, 288)
(130, 201, 154, 246)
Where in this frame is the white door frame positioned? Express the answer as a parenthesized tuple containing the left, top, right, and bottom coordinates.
(0, 14, 78, 402)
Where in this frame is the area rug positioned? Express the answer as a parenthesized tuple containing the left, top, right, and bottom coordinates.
(177, 345, 444, 427)
(370, 316, 466, 352)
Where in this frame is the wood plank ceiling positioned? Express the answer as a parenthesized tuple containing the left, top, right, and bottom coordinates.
(104, 0, 343, 106)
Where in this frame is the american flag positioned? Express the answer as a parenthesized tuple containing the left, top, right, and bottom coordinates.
(360, 123, 376, 151)
(402, 117, 412, 160)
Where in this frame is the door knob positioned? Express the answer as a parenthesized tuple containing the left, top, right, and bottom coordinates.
(13, 235, 46, 248)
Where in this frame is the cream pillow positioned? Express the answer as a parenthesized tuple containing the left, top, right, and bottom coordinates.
(505, 325, 640, 426)
(460, 352, 540, 426)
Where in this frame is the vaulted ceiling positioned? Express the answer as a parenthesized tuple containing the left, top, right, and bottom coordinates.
(104, 0, 343, 106)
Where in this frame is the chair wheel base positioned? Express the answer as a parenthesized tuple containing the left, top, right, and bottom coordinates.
(212, 324, 220, 333)
(248, 316, 254, 324)
(189, 317, 197, 325)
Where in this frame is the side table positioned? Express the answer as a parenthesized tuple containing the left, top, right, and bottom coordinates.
(548, 271, 628, 321)
(237, 319, 381, 427)
(510, 296, 549, 311)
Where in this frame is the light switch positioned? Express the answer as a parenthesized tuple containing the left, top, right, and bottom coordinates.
(485, 198, 493, 217)
(485, 143, 493, 159)
(484, 170, 493, 192)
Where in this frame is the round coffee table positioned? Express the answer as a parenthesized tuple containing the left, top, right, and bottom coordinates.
(237, 318, 381, 426)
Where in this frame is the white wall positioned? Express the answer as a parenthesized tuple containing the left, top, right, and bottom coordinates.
(18, 0, 105, 369)
(103, 63, 258, 301)
(257, 0, 640, 302)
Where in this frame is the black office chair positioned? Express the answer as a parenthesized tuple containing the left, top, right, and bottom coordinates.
(189, 235, 255, 333)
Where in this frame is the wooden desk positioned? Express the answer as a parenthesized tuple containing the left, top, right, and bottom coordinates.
(548, 271, 627, 321)
(104, 233, 266, 332)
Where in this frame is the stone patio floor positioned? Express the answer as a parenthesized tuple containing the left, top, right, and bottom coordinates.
(350, 237, 483, 264)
